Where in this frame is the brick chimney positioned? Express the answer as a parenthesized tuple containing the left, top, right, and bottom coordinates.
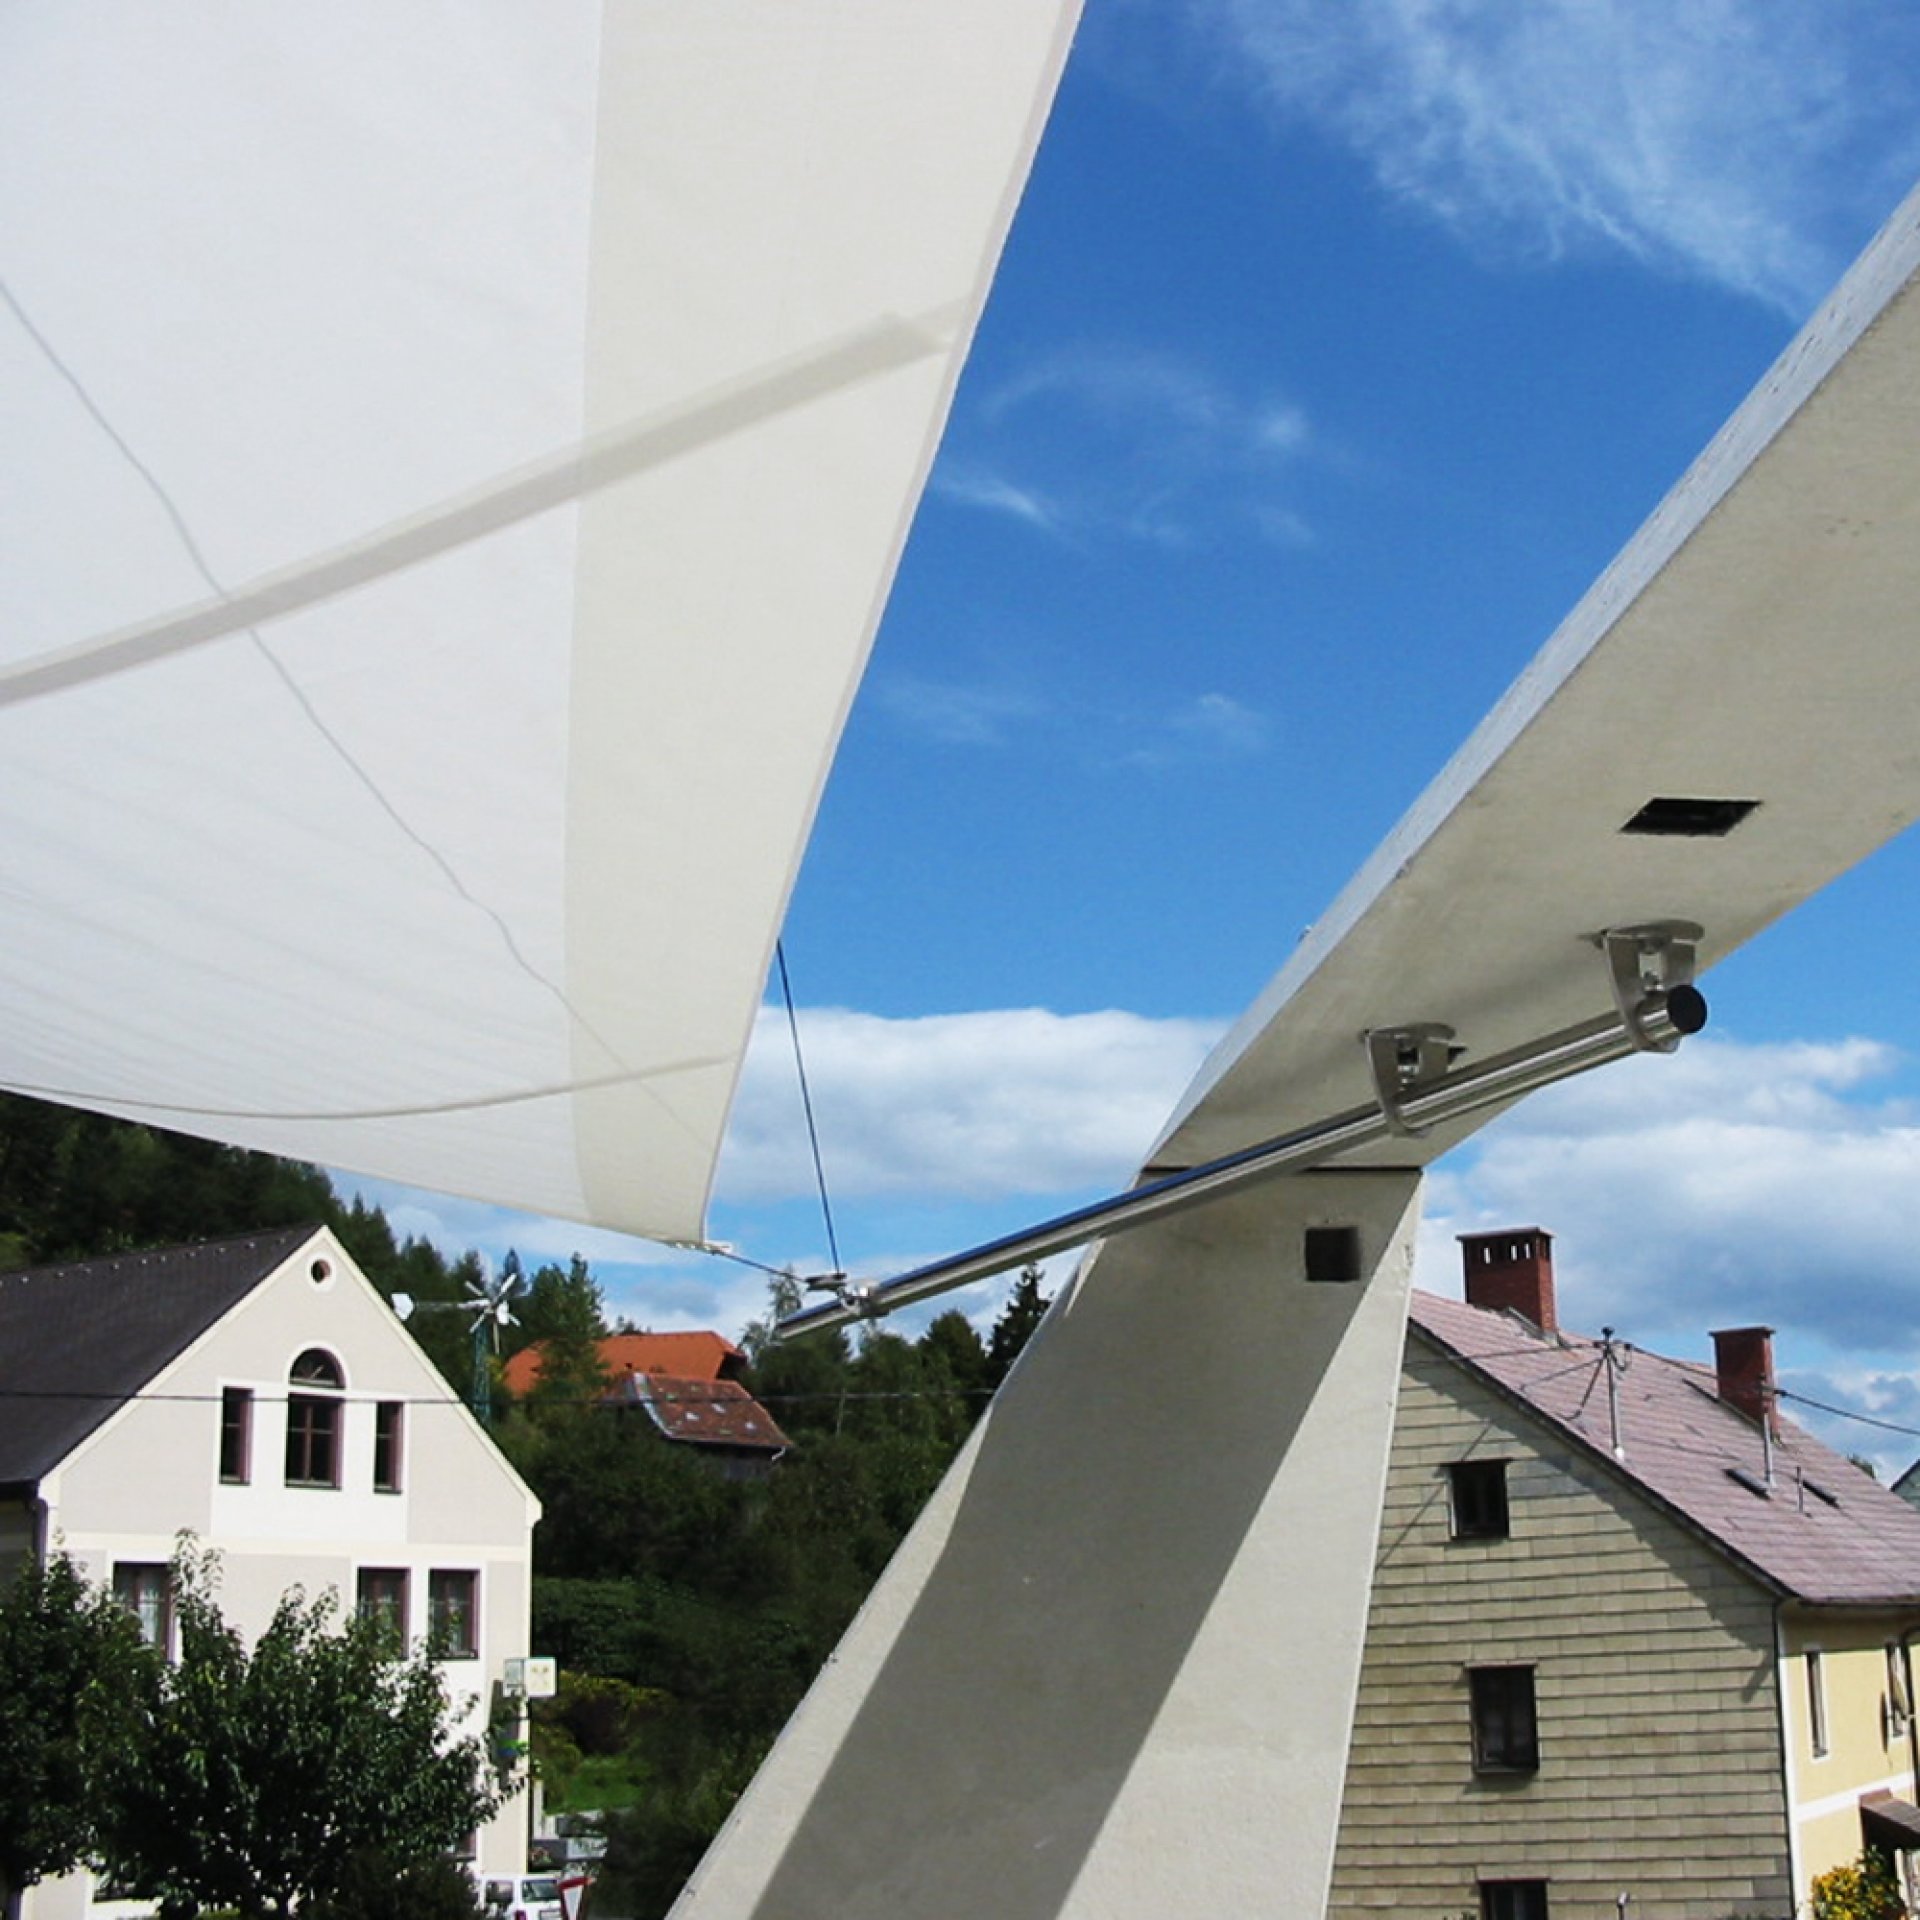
(1712, 1326, 1779, 1433)
(1459, 1227, 1557, 1333)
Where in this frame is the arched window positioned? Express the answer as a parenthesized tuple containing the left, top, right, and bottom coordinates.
(286, 1348, 344, 1487)
(291, 1348, 343, 1388)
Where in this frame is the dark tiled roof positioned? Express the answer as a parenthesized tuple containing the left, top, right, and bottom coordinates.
(0, 1227, 315, 1485)
(1411, 1289, 1920, 1607)
(617, 1371, 792, 1453)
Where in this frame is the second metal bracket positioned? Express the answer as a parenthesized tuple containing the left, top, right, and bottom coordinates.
(1363, 1022, 1464, 1135)
(1594, 920, 1704, 1052)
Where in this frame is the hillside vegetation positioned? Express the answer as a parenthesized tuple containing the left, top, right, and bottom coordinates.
(0, 1092, 1047, 1917)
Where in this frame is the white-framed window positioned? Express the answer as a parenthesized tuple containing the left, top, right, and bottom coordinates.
(1808, 1647, 1830, 1758)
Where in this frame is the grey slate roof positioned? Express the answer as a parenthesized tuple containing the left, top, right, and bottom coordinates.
(0, 1226, 316, 1487)
(1411, 1289, 1920, 1608)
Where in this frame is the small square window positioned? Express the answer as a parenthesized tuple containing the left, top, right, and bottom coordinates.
(1449, 1460, 1510, 1540)
(219, 1386, 253, 1484)
(429, 1569, 479, 1659)
(1480, 1880, 1550, 1920)
(1469, 1665, 1539, 1773)
(374, 1401, 404, 1493)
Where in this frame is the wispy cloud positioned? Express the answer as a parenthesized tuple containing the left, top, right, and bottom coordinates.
(870, 673, 1043, 747)
(938, 342, 1319, 547)
(720, 1003, 1225, 1202)
(871, 663, 1272, 768)
(1170, 690, 1270, 753)
(1185, 0, 1920, 312)
(1123, 690, 1273, 767)
(928, 464, 1061, 531)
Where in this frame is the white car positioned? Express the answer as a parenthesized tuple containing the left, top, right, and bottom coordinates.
(479, 1873, 565, 1920)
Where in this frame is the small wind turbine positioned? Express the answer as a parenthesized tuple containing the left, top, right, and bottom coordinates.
(460, 1261, 518, 1424)
(392, 1258, 519, 1424)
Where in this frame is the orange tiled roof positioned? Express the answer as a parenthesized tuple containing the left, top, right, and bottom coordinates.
(502, 1329, 787, 1452)
(503, 1329, 745, 1396)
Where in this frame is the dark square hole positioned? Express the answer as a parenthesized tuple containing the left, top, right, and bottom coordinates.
(1620, 796, 1758, 837)
(1304, 1225, 1362, 1284)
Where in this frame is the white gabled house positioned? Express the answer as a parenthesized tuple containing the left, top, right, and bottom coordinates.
(0, 1224, 542, 1915)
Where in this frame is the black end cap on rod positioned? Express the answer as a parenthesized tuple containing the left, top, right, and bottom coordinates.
(1665, 982, 1709, 1035)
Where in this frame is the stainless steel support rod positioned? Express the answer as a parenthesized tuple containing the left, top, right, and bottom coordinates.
(774, 985, 1706, 1340)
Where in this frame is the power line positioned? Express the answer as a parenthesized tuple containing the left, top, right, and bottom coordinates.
(0, 1383, 1002, 1411)
(1774, 1384, 1920, 1442)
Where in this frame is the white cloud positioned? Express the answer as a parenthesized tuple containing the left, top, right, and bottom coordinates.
(342, 1018, 1920, 1467)
(719, 1004, 1225, 1202)
(1423, 1033, 1920, 1373)
(1188, 0, 1920, 311)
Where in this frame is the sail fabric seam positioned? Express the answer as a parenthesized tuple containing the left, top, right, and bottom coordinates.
(0, 308, 956, 708)
(0, 1050, 731, 1126)
(0, 275, 627, 1079)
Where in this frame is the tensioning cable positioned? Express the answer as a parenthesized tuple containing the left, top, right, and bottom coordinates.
(776, 940, 843, 1278)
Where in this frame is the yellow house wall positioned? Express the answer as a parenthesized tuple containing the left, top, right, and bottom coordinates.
(1327, 1336, 1793, 1920)
(1779, 1611, 1920, 1891)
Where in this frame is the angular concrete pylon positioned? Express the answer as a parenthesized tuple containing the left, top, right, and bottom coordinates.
(676, 1169, 1422, 1919)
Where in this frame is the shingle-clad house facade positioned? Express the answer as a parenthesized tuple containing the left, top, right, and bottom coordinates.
(0, 1226, 542, 1917)
(1328, 1228, 1920, 1920)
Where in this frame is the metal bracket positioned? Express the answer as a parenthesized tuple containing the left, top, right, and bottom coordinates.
(1362, 1023, 1464, 1135)
(1592, 920, 1704, 1053)
(804, 1271, 878, 1318)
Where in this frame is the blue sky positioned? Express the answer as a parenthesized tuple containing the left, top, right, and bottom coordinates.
(352, 1, 1920, 1472)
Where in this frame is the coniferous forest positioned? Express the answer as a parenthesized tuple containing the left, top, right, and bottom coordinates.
(0, 1092, 1049, 1917)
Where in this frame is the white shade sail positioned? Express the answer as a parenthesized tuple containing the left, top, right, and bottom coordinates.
(0, 3, 1077, 1242)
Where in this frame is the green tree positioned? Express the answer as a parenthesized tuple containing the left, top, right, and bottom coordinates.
(986, 1263, 1053, 1384)
(917, 1310, 991, 1444)
(741, 1272, 850, 1444)
(515, 1256, 611, 1415)
(0, 1554, 152, 1920)
(97, 1557, 499, 1919)
(302, 1849, 483, 1920)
